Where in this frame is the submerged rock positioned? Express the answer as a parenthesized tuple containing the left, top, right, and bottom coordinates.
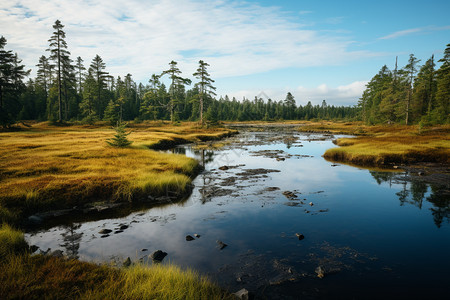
(151, 250, 168, 262)
(216, 240, 228, 250)
(194, 234, 201, 238)
(295, 233, 305, 240)
(186, 235, 195, 241)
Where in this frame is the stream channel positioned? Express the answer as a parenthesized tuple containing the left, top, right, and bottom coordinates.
(26, 126, 450, 299)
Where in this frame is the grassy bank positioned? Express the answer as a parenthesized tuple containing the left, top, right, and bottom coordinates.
(0, 121, 235, 224)
(298, 121, 450, 166)
(0, 224, 231, 299)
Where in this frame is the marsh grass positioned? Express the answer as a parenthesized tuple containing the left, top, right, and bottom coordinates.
(0, 253, 231, 300)
(298, 122, 450, 166)
(0, 224, 28, 260)
(0, 121, 234, 223)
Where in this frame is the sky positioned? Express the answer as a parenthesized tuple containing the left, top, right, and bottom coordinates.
(1, 0, 449, 106)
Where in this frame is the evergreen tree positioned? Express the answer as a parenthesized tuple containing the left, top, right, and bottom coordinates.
(161, 61, 191, 122)
(0, 36, 28, 127)
(403, 54, 421, 125)
(89, 55, 109, 118)
(47, 20, 70, 122)
(75, 56, 85, 95)
(284, 92, 296, 119)
(193, 60, 216, 124)
(106, 122, 133, 147)
(433, 43, 450, 123)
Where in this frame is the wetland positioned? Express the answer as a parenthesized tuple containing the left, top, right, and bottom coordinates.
(25, 125, 450, 299)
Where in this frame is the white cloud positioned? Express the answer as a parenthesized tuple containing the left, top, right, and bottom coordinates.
(379, 25, 450, 40)
(225, 81, 367, 106)
(1, 0, 375, 83)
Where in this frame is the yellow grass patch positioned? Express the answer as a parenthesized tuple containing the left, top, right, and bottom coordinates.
(0, 122, 234, 223)
(297, 122, 450, 166)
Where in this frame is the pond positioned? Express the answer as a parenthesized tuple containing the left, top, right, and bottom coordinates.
(26, 127, 450, 298)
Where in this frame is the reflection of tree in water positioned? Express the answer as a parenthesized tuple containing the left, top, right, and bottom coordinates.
(194, 149, 215, 167)
(370, 171, 450, 228)
(60, 223, 83, 259)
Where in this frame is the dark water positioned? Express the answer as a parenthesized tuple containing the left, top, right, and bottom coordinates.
(26, 129, 450, 299)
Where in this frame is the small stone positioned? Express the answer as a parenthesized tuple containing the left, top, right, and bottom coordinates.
(218, 166, 229, 171)
(315, 266, 325, 279)
(295, 233, 305, 240)
(123, 257, 131, 267)
(233, 288, 249, 300)
(114, 230, 123, 234)
(194, 234, 201, 238)
(309, 202, 314, 206)
(151, 250, 167, 262)
(100, 234, 110, 238)
(186, 235, 195, 241)
(141, 248, 148, 252)
(216, 240, 227, 250)
(98, 229, 112, 234)
(276, 157, 285, 161)
(119, 225, 129, 230)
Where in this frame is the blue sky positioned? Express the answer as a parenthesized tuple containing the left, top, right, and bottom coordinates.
(1, 0, 449, 105)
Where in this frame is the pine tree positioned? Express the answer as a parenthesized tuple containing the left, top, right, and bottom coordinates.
(89, 55, 109, 118)
(0, 36, 28, 127)
(403, 54, 421, 125)
(47, 20, 70, 122)
(75, 56, 85, 95)
(193, 60, 216, 124)
(161, 61, 191, 122)
(106, 122, 133, 147)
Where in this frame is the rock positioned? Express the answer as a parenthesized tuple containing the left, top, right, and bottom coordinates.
(141, 248, 148, 252)
(194, 234, 201, 238)
(276, 157, 285, 161)
(49, 250, 64, 258)
(27, 215, 43, 224)
(100, 234, 110, 238)
(282, 191, 297, 199)
(265, 187, 280, 192)
(309, 202, 314, 206)
(151, 250, 168, 262)
(98, 229, 112, 234)
(316, 266, 325, 278)
(186, 235, 195, 241)
(216, 240, 227, 250)
(218, 166, 229, 171)
(123, 257, 132, 267)
(295, 233, 305, 240)
(418, 172, 424, 176)
(233, 288, 249, 300)
(114, 230, 124, 234)
(119, 225, 129, 230)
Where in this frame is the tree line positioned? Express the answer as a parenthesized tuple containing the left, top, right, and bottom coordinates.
(358, 44, 449, 125)
(2, 20, 447, 127)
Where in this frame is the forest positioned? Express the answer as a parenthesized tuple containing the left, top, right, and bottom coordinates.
(0, 20, 448, 127)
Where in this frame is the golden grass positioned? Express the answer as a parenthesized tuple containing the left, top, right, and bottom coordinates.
(297, 122, 450, 166)
(0, 224, 28, 260)
(0, 253, 232, 299)
(0, 121, 235, 223)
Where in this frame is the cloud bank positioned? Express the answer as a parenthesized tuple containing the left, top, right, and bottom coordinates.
(1, 0, 374, 83)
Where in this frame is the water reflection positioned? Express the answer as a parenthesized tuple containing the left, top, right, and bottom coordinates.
(370, 171, 449, 228)
(60, 223, 83, 259)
